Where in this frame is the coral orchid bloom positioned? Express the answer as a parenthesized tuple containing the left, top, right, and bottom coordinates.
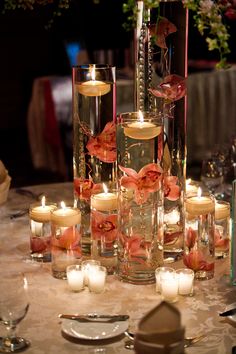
(164, 175, 180, 201)
(74, 178, 102, 201)
(91, 211, 117, 243)
(183, 250, 214, 272)
(149, 75, 186, 102)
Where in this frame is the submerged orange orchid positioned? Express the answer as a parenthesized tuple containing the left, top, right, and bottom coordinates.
(164, 175, 180, 201)
(91, 211, 117, 243)
(119, 163, 163, 205)
(74, 178, 102, 201)
(149, 75, 186, 102)
(183, 250, 214, 272)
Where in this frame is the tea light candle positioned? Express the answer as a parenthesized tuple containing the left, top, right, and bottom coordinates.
(91, 184, 117, 212)
(185, 188, 215, 216)
(155, 267, 175, 293)
(30, 196, 56, 223)
(215, 201, 230, 220)
(81, 259, 101, 286)
(88, 266, 107, 293)
(51, 202, 81, 227)
(176, 269, 194, 296)
(124, 111, 162, 140)
(161, 271, 178, 303)
(77, 65, 110, 97)
(66, 265, 84, 292)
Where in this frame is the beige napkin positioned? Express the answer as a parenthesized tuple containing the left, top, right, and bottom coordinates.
(134, 301, 185, 354)
(0, 161, 11, 204)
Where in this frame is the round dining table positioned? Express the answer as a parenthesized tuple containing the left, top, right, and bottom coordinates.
(0, 182, 236, 354)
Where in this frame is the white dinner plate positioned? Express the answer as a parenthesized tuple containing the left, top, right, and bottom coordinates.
(61, 318, 129, 340)
(225, 302, 236, 322)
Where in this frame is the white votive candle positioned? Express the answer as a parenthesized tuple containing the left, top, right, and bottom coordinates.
(81, 260, 101, 286)
(161, 271, 178, 302)
(66, 265, 84, 292)
(88, 266, 107, 293)
(155, 267, 175, 293)
(176, 268, 194, 296)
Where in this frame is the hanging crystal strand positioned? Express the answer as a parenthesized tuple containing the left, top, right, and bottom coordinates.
(134, 1, 153, 111)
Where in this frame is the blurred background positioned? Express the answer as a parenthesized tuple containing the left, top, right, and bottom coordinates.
(0, 0, 236, 188)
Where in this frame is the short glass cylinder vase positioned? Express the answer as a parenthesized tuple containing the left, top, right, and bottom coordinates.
(116, 111, 164, 284)
(72, 64, 116, 257)
(51, 205, 82, 279)
(90, 187, 118, 274)
(215, 200, 230, 258)
(184, 190, 215, 280)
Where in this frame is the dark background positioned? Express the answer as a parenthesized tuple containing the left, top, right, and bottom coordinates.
(0, 1, 235, 188)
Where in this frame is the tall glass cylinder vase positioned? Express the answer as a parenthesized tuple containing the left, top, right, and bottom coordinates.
(116, 111, 164, 284)
(72, 64, 116, 257)
(134, 0, 188, 262)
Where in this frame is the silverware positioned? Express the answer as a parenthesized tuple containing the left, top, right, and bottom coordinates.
(59, 314, 129, 323)
(219, 307, 236, 317)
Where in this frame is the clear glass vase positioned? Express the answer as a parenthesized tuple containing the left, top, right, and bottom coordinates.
(72, 64, 117, 256)
(116, 111, 164, 284)
(134, 0, 188, 262)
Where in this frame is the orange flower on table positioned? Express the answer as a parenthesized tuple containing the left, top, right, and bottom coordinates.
(215, 228, 230, 249)
(74, 178, 102, 201)
(119, 163, 163, 205)
(86, 121, 116, 163)
(183, 249, 214, 272)
(164, 175, 180, 201)
(91, 211, 117, 243)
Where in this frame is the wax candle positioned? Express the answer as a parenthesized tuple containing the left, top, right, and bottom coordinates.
(155, 267, 175, 293)
(66, 265, 84, 292)
(81, 259, 101, 286)
(161, 271, 178, 303)
(30, 196, 56, 223)
(176, 269, 194, 296)
(51, 202, 81, 227)
(91, 184, 117, 212)
(77, 65, 110, 97)
(88, 266, 107, 293)
(215, 201, 230, 220)
(185, 188, 215, 216)
(124, 111, 162, 140)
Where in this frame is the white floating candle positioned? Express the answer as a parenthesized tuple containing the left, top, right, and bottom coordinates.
(29, 196, 56, 222)
(185, 188, 214, 216)
(51, 202, 81, 227)
(91, 184, 117, 212)
(215, 201, 230, 220)
(76, 65, 110, 96)
(66, 265, 84, 292)
(124, 111, 161, 140)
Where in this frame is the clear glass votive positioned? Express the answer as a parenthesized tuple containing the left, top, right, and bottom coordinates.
(66, 265, 84, 292)
(29, 199, 57, 262)
(215, 201, 230, 258)
(81, 259, 101, 286)
(91, 186, 118, 275)
(160, 270, 178, 303)
(155, 267, 175, 293)
(88, 265, 107, 293)
(116, 111, 164, 284)
(176, 268, 194, 296)
(51, 203, 82, 279)
(184, 188, 215, 280)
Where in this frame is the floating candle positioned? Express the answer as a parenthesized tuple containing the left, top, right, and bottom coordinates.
(215, 201, 230, 220)
(185, 188, 215, 216)
(51, 202, 81, 227)
(91, 184, 117, 212)
(76, 65, 110, 97)
(29, 196, 56, 223)
(124, 111, 161, 140)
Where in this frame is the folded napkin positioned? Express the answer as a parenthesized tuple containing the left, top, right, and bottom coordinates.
(134, 301, 185, 354)
(0, 161, 11, 204)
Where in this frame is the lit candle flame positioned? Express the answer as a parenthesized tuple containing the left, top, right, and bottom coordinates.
(103, 183, 108, 194)
(61, 201, 66, 210)
(186, 178, 191, 185)
(91, 65, 96, 81)
(41, 196, 46, 208)
(197, 187, 202, 199)
(138, 110, 144, 124)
